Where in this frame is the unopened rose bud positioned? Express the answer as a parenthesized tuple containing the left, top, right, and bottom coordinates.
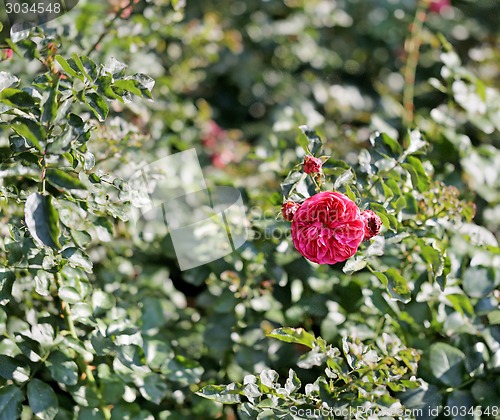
(281, 201, 301, 222)
(303, 155, 322, 174)
(1, 49, 13, 61)
(361, 209, 382, 241)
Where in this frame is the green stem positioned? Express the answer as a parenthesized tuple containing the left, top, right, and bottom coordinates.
(55, 273, 111, 419)
(402, 0, 431, 132)
(86, 0, 137, 55)
(55, 273, 77, 338)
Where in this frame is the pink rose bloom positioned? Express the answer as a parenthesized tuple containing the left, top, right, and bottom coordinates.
(303, 155, 322, 174)
(291, 191, 365, 264)
(429, 0, 450, 13)
(360, 209, 382, 241)
(281, 201, 301, 222)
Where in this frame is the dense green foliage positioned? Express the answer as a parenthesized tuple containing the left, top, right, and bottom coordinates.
(0, 0, 499, 419)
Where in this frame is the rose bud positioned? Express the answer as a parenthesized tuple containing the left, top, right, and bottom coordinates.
(361, 209, 382, 241)
(281, 201, 301, 222)
(303, 155, 323, 174)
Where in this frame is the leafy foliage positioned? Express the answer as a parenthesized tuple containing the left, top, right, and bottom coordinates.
(198, 327, 421, 418)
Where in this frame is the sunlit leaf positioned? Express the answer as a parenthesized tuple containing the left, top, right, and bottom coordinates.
(25, 193, 61, 249)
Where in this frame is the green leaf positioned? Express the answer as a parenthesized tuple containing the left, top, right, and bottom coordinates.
(0, 355, 30, 382)
(139, 373, 168, 404)
(260, 369, 279, 389)
(333, 169, 354, 190)
(41, 78, 59, 124)
(96, 75, 121, 101)
(196, 385, 241, 404)
(100, 378, 125, 405)
(446, 294, 474, 317)
(71, 302, 93, 319)
(405, 130, 427, 155)
(0, 385, 23, 420)
(11, 118, 45, 152)
(436, 254, 451, 291)
(27, 379, 59, 420)
(130, 73, 155, 99)
(298, 125, 322, 155)
(402, 156, 430, 192)
(418, 240, 444, 279)
(79, 56, 98, 82)
(171, 0, 186, 11)
(58, 286, 81, 303)
(374, 269, 411, 303)
(471, 380, 500, 406)
(284, 369, 301, 395)
(463, 266, 497, 298)
(35, 271, 51, 296)
(0, 88, 39, 109)
(113, 79, 143, 97)
(71, 54, 92, 81)
(0, 72, 18, 92)
(487, 310, 500, 325)
(46, 168, 86, 190)
(25, 193, 61, 249)
(162, 355, 203, 387)
(0, 270, 15, 305)
(447, 390, 475, 419)
(89, 173, 101, 184)
(380, 180, 394, 199)
(61, 247, 93, 273)
(46, 351, 78, 386)
(370, 132, 402, 158)
(343, 256, 367, 275)
(429, 343, 465, 387)
(71, 230, 92, 248)
(267, 327, 315, 349)
(344, 183, 356, 201)
(55, 55, 82, 80)
(144, 340, 173, 371)
(385, 178, 402, 196)
(400, 384, 442, 414)
(77, 407, 106, 419)
(370, 203, 397, 232)
(280, 171, 305, 199)
(85, 93, 109, 122)
(70, 385, 101, 409)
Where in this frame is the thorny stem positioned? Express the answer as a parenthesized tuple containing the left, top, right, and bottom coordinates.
(55, 273, 111, 419)
(402, 0, 431, 132)
(86, 0, 137, 56)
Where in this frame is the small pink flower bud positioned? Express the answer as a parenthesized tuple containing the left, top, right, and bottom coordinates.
(303, 155, 322, 174)
(281, 201, 301, 222)
(361, 210, 382, 241)
(1, 49, 13, 61)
